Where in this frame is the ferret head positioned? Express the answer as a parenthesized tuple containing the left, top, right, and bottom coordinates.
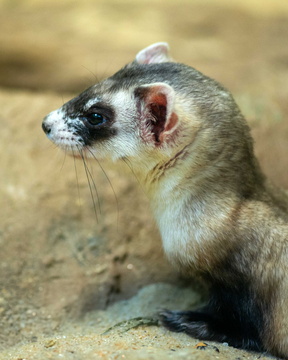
(42, 43, 203, 170)
(42, 43, 239, 176)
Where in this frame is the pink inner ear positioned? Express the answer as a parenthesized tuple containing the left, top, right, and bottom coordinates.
(147, 91, 178, 144)
(135, 83, 178, 145)
(148, 92, 167, 107)
(148, 93, 167, 144)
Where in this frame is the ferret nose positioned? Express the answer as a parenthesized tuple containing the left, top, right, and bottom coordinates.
(42, 119, 51, 135)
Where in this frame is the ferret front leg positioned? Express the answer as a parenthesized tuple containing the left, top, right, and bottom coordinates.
(159, 307, 264, 352)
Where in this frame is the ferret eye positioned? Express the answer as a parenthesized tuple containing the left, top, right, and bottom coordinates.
(84, 113, 107, 126)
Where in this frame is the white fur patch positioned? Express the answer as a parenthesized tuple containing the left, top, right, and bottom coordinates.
(84, 98, 100, 110)
(43, 108, 83, 151)
(104, 90, 142, 160)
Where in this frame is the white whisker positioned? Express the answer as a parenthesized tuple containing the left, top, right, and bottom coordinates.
(72, 147, 81, 205)
(86, 148, 120, 230)
(78, 147, 100, 222)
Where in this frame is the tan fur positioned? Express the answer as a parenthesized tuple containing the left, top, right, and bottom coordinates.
(139, 99, 288, 357)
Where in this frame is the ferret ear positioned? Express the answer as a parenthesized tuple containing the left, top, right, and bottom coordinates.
(135, 42, 172, 64)
(135, 83, 179, 145)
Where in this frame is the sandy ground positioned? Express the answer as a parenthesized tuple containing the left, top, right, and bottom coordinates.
(0, 0, 288, 359)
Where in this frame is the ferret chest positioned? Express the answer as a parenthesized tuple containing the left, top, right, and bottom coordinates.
(151, 192, 235, 270)
(152, 197, 201, 266)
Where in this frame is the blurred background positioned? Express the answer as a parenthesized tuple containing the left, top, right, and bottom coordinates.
(0, 0, 288, 355)
(1, 0, 288, 96)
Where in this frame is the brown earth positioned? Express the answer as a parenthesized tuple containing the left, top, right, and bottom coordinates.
(0, 0, 288, 359)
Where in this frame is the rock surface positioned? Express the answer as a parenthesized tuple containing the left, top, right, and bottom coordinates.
(0, 0, 288, 359)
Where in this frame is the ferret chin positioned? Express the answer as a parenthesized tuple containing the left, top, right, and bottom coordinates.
(42, 42, 288, 359)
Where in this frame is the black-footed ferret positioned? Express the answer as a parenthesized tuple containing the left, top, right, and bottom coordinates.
(42, 43, 288, 358)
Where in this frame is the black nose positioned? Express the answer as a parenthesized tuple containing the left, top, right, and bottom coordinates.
(42, 120, 51, 135)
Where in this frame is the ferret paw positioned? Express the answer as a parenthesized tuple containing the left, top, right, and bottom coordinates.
(158, 309, 214, 339)
(159, 309, 264, 352)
